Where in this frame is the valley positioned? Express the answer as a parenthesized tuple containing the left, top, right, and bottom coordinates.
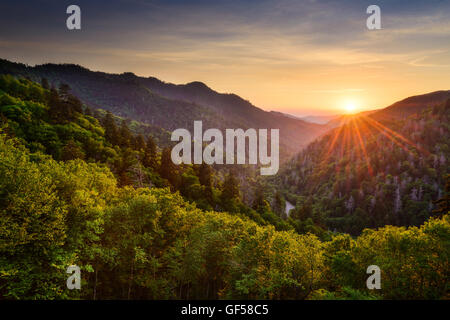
(0, 60, 448, 300)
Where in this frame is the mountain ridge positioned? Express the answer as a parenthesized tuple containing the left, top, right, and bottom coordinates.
(371, 90, 450, 122)
(0, 58, 328, 160)
(276, 99, 450, 234)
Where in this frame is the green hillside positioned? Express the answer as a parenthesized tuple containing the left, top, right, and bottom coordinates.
(0, 75, 448, 300)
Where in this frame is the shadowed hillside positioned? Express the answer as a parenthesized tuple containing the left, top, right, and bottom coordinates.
(0, 59, 328, 160)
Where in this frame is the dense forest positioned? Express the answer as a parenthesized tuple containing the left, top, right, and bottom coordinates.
(277, 100, 450, 235)
(0, 75, 289, 228)
(0, 75, 449, 300)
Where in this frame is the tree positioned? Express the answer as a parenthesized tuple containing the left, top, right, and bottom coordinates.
(67, 94, 83, 115)
(221, 170, 240, 212)
(198, 163, 214, 205)
(198, 163, 213, 187)
(252, 183, 266, 213)
(142, 135, 158, 170)
(159, 147, 178, 188)
(0, 135, 69, 298)
(58, 83, 70, 99)
(47, 87, 62, 122)
(62, 140, 85, 161)
(102, 111, 119, 146)
(433, 174, 450, 216)
(134, 134, 146, 151)
(273, 191, 284, 217)
(119, 120, 133, 148)
(115, 148, 136, 187)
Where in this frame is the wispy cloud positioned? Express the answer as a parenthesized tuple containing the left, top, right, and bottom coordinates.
(0, 0, 449, 113)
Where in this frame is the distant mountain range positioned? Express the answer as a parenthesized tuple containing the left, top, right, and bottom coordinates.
(299, 114, 341, 124)
(1, 58, 450, 163)
(270, 112, 341, 125)
(0, 59, 328, 160)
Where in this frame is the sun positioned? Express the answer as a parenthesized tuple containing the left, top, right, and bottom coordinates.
(343, 100, 358, 114)
(345, 103, 356, 114)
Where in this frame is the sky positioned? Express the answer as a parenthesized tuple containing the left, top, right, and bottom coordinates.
(0, 0, 450, 116)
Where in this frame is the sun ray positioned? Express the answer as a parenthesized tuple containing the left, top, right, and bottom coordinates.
(363, 116, 413, 156)
(374, 118, 429, 155)
(352, 117, 373, 176)
(308, 108, 432, 194)
(324, 120, 345, 159)
(364, 116, 430, 157)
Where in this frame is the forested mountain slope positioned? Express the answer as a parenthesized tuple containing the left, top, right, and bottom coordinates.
(371, 90, 450, 122)
(0, 74, 448, 301)
(0, 78, 448, 299)
(1, 129, 447, 300)
(325, 91, 450, 130)
(0, 74, 291, 229)
(0, 59, 327, 159)
(277, 99, 450, 235)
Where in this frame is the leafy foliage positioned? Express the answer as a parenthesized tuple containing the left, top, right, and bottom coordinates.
(0, 133, 448, 299)
(0, 75, 448, 300)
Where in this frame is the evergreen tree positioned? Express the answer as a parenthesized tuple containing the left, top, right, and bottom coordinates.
(103, 111, 119, 146)
(58, 83, 70, 99)
(252, 183, 266, 213)
(115, 148, 135, 187)
(119, 120, 133, 148)
(67, 94, 83, 115)
(273, 191, 284, 217)
(47, 87, 62, 122)
(198, 163, 214, 205)
(142, 135, 158, 169)
(198, 163, 213, 187)
(159, 147, 178, 188)
(221, 170, 240, 212)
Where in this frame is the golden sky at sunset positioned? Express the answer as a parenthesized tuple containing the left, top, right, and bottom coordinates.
(1, 0, 449, 116)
